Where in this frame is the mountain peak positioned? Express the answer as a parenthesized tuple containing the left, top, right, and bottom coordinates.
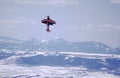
(0, 36, 119, 54)
(54, 37, 65, 41)
(48, 37, 65, 42)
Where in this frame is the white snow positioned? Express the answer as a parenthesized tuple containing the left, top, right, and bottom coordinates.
(0, 64, 119, 78)
(0, 50, 120, 78)
(60, 52, 120, 59)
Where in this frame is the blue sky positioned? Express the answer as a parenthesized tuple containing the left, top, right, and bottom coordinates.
(0, 0, 120, 47)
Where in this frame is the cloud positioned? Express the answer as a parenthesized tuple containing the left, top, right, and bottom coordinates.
(0, 0, 79, 6)
(59, 24, 120, 34)
(80, 24, 120, 32)
(110, 0, 120, 4)
(14, 0, 80, 7)
(5, 8, 18, 12)
(0, 17, 37, 26)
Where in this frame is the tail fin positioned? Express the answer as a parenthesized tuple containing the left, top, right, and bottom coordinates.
(46, 28, 51, 32)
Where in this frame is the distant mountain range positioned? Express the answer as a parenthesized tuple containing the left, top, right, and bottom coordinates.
(0, 36, 120, 54)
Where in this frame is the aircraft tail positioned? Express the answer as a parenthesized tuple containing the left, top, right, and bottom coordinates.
(46, 28, 51, 32)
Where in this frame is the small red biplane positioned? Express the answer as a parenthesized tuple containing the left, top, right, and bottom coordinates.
(41, 16, 56, 32)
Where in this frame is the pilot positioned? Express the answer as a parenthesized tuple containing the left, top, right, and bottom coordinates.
(47, 15, 50, 20)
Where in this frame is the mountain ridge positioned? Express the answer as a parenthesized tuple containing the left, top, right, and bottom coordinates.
(0, 36, 119, 54)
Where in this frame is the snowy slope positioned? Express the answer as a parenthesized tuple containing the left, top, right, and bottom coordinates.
(0, 50, 120, 78)
(0, 64, 120, 78)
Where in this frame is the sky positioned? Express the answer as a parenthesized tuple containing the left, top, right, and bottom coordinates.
(0, 0, 120, 48)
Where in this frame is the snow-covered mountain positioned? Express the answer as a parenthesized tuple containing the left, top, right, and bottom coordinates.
(0, 50, 120, 78)
(0, 36, 120, 78)
(114, 47, 120, 54)
(0, 36, 119, 54)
